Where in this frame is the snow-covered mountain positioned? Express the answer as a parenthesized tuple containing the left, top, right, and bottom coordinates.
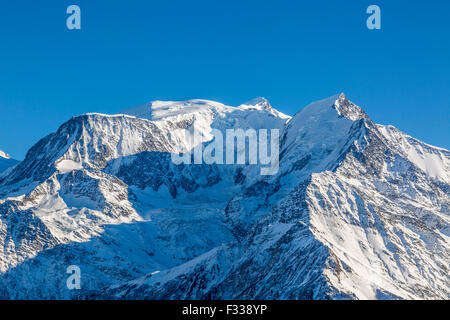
(0, 150, 10, 159)
(0, 150, 19, 175)
(0, 94, 448, 300)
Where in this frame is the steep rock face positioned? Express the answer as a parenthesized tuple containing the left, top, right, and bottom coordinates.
(0, 95, 448, 300)
(106, 152, 223, 198)
(0, 114, 180, 188)
(0, 98, 288, 299)
(377, 124, 450, 183)
(99, 94, 449, 300)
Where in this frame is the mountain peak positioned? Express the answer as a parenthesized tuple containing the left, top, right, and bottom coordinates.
(295, 93, 369, 123)
(332, 93, 368, 121)
(239, 97, 290, 119)
(0, 150, 11, 159)
(239, 97, 271, 110)
(0, 149, 19, 175)
(118, 98, 290, 121)
(1, 93, 449, 300)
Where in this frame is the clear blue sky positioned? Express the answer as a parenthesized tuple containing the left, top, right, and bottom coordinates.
(0, 0, 449, 159)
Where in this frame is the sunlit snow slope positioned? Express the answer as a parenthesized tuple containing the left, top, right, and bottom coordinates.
(0, 94, 448, 300)
(0, 150, 18, 175)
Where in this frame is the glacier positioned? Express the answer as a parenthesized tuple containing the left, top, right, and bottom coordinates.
(0, 94, 448, 300)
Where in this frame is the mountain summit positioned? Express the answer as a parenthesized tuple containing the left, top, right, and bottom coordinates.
(0, 94, 448, 300)
(120, 98, 290, 121)
(0, 149, 18, 175)
(239, 97, 290, 119)
(0, 150, 11, 159)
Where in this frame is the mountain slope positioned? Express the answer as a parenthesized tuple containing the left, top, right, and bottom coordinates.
(0, 95, 448, 300)
(0, 98, 288, 299)
(99, 94, 449, 300)
(0, 150, 19, 175)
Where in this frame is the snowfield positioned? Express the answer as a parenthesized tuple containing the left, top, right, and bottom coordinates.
(0, 94, 448, 300)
